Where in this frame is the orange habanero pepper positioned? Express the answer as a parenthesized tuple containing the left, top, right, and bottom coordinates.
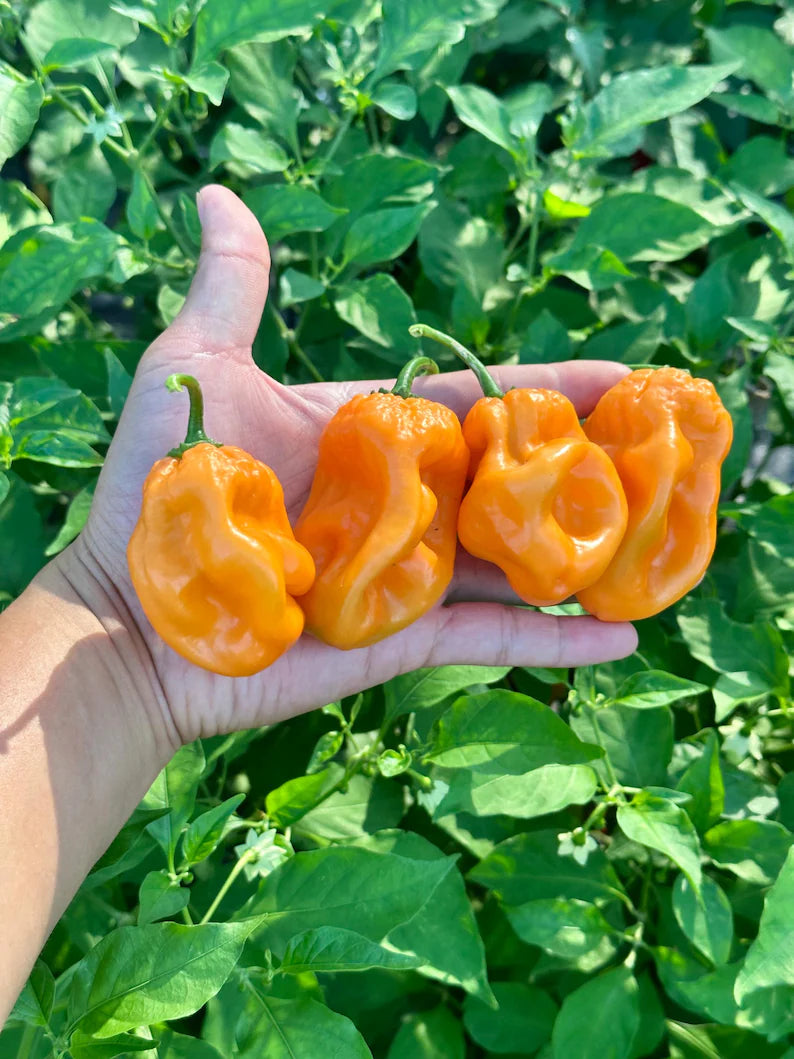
(294, 356, 469, 649)
(412, 325, 628, 608)
(128, 373, 314, 676)
(577, 367, 733, 622)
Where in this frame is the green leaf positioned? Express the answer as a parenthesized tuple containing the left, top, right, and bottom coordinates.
(464, 982, 557, 1053)
(610, 670, 708, 709)
(280, 926, 422, 974)
(151, 1030, 224, 1059)
(0, 474, 47, 594)
(182, 62, 229, 106)
(42, 38, 116, 71)
(127, 169, 160, 240)
(85, 807, 165, 888)
(548, 193, 716, 266)
(562, 63, 739, 159)
(67, 919, 262, 1036)
(736, 847, 794, 1001)
(0, 472, 8, 505)
(766, 350, 794, 416)
(428, 690, 602, 771)
(181, 793, 245, 866)
(505, 898, 618, 968)
(676, 730, 725, 834)
(520, 309, 571, 364)
(227, 41, 301, 147)
(570, 703, 673, 788)
(45, 480, 96, 556)
(436, 763, 598, 819)
(52, 145, 116, 224)
(0, 69, 44, 169)
(470, 828, 623, 905)
(372, 81, 418, 120)
(194, 0, 328, 63)
(69, 1030, 157, 1057)
(703, 819, 793, 885)
(506, 82, 553, 139)
(383, 665, 510, 726)
(9, 960, 55, 1026)
(719, 136, 794, 197)
(708, 25, 794, 112)
(247, 845, 456, 954)
(235, 992, 372, 1059)
(341, 203, 434, 267)
(387, 1007, 464, 1059)
(292, 773, 405, 843)
(617, 792, 702, 892)
(265, 763, 345, 828)
(142, 741, 205, 859)
(0, 221, 119, 343)
(446, 83, 520, 156)
(0, 180, 51, 246)
(24, 0, 139, 54)
(334, 274, 418, 350)
(279, 268, 325, 307)
(243, 184, 344, 239)
(677, 597, 790, 707)
(716, 98, 782, 137)
(729, 184, 794, 265)
(673, 873, 733, 966)
(209, 124, 290, 175)
(418, 200, 502, 299)
(355, 830, 493, 1003)
(6, 377, 109, 468)
(551, 966, 640, 1059)
(373, 0, 506, 79)
(137, 871, 190, 926)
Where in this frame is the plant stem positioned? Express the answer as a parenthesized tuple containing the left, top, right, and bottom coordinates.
(526, 187, 541, 282)
(273, 308, 325, 382)
(165, 373, 222, 456)
(315, 109, 355, 177)
(409, 323, 503, 398)
(15, 1024, 37, 1059)
(390, 356, 439, 398)
(199, 851, 254, 924)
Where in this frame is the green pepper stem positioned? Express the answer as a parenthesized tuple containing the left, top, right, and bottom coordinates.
(165, 373, 222, 458)
(389, 355, 440, 398)
(408, 324, 503, 398)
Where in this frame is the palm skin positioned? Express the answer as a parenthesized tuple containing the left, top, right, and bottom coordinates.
(58, 185, 637, 749)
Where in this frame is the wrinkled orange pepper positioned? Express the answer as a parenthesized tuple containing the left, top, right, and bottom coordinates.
(128, 374, 314, 676)
(412, 325, 629, 608)
(577, 367, 733, 621)
(294, 356, 469, 649)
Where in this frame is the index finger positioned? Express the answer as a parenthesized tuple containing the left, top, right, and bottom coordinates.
(343, 358, 630, 420)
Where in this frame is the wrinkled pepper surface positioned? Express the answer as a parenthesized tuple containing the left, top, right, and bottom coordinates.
(128, 374, 314, 676)
(295, 357, 469, 649)
(413, 325, 629, 607)
(577, 367, 733, 622)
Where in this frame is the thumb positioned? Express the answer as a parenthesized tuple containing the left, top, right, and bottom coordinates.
(166, 184, 271, 353)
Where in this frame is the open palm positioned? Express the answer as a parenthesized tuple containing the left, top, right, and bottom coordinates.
(63, 185, 637, 746)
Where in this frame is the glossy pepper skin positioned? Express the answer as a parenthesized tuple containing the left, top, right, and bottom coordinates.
(412, 325, 628, 608)
(458, 388, 629, 607)
(577, 367, 733, 622)
(128, 374, 314, 676)
(294, 357, 469, 650)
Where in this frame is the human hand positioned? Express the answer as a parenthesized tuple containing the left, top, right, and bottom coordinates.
(59, 185, 637, 751)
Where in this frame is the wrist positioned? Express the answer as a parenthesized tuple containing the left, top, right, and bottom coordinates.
(45, 542, 181, 772)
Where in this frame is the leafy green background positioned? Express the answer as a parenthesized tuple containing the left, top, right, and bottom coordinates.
(2, 0, 794, 1055)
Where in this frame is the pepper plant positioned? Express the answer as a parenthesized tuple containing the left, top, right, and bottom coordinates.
(2, 0, 794, 1056)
